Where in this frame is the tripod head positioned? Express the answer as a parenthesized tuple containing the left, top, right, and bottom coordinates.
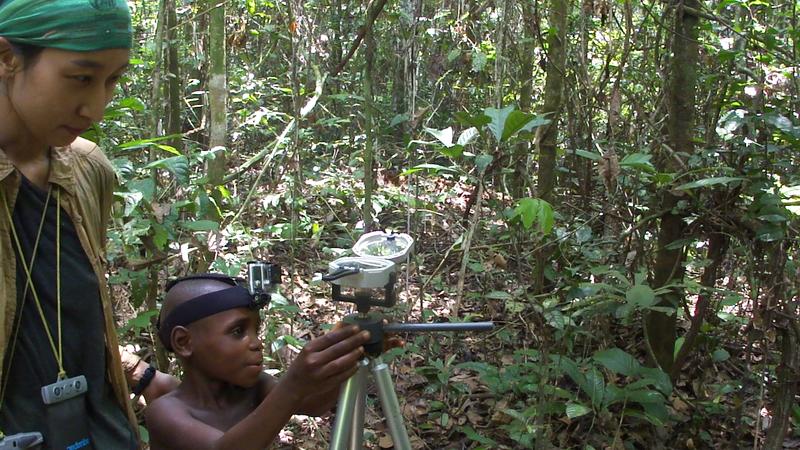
(321, 231, 493, 356)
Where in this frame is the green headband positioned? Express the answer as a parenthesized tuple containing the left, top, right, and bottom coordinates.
(0, 0, 132, 51)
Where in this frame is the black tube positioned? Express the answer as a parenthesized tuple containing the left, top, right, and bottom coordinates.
(384, 322, 494, 333)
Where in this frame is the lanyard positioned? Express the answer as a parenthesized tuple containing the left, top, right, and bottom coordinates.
(0, 184, 66, 386)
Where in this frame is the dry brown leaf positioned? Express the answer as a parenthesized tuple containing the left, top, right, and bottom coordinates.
(378, 434, 394, 448)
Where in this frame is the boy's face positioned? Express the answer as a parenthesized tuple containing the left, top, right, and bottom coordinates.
(189, 306, 264, 387)
(2, 44, 129, 149)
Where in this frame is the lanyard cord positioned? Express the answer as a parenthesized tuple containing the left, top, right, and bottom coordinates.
(0, 185, 54, 413)
(0, 185, 66, 381)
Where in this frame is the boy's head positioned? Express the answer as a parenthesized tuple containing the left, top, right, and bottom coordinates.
(159, 274, 257, 352)
(159, 274, 266, 385)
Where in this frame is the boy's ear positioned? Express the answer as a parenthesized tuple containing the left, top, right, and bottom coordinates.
(0, 38, 22, 79)
(171, 326, 193, 359)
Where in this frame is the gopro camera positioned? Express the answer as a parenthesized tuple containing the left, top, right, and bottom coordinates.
(247, 261, 282, 307)
(0, 432, 43, 450)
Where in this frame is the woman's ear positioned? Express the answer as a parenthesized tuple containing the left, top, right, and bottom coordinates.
(171, 326, 193, 359)
(0, 38, 22, 79)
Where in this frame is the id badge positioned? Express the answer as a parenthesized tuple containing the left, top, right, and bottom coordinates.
(41, 376, 93, 450)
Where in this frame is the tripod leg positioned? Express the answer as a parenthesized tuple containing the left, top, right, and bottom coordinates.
(348, 359, 368, 450)
(331, 358, 369, 450)
(371, 357, 412, 450)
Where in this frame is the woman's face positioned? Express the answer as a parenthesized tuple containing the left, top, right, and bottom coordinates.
(2, 45, 129, 149)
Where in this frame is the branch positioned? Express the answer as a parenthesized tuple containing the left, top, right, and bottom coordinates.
(329, 0, 390, 77)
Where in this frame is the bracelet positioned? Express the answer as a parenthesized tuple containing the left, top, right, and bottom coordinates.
(132, 365, 156, 396)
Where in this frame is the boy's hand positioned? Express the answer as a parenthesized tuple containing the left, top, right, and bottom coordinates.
(280, 325, 370, 399)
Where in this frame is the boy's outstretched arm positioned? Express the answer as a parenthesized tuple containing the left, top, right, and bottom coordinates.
(145, 325, 370, 450)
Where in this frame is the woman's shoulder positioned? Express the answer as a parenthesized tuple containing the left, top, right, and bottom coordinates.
(65, 137, 114, 168)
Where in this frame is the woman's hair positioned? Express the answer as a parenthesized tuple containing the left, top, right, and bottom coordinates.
(9, 40, 44, 68)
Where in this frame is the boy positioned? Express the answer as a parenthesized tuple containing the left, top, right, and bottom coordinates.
(145, 274, 371, 450)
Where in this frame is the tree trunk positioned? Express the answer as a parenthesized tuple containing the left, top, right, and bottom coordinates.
(165, 0, 181, 150)
(533, 0, 569, 294)
(206, 0, 227, 187)
(645, 0, 701, 372)
(362, 17, 376, 231)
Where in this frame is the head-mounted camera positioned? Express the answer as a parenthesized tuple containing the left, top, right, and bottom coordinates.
(157, 261, 281, 350)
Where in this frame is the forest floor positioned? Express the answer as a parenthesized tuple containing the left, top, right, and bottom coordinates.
(117, 170, 797, 449)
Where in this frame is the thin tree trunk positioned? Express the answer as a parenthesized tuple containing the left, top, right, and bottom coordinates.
(645, 0, 701, 372)
(206, 0, 227, 186)
(165, 0, 181, 150)
(533, 0, 568, 294)
(362, 14, 376, 231)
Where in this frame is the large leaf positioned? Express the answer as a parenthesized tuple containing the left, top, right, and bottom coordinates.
(424, 126, 455, 147)
(676, 176, 745, 191)
(566, 402, 592, 419)
(619, 153, 655, 173)
(144, 155, 189, 183)
(594, 348, 641, 377)
(513, 198, 554, 234)
(484, 106, 515, 142)
(626, 284, 657, 308)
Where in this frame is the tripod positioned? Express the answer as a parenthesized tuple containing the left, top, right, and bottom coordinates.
(321, 235, 493, 449)
(328, 313, 493, 450)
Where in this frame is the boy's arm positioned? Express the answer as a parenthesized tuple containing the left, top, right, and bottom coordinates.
(146, 326, 369, 450)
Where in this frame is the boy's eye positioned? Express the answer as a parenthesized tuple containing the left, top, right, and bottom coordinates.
(71, 75, 92, 84)
(230, 326, 244, 337)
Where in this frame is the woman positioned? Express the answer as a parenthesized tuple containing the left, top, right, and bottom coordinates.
(0, 1, 175, 448)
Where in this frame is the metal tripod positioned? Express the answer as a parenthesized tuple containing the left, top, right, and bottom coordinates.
(330, 355, 412, 450)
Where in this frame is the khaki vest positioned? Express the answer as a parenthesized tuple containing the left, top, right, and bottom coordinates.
(0, 138, 138, 441)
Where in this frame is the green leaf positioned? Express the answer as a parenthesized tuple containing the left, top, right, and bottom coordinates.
(712, 348, 730, 362)
(458, 127, 479, 146)
(475, 154, 493, 173)
(144, 155, 189, 182)
(673, 336, 685, 359)
(486, 291, 513, 300)
(454, 112, 491, 128)
(619, 153, 655, 172)
(513, 198, 554, 234)
(584, 367, 606, 408)
(471, 49, 488, 72)
(439, 145, 464, 158)
(626, 284, 657, 308)
(180, 220, 220, 231)
(424, 126, 455, 147)
(626, 389, 664, 404)
(566, 402, 592, 419)
(676, 177, 746, 191)
(484, 106, 515, 142)
(575, 149, 601, 160)
(459, 426, 498, 446)
(594, 348, 641, 377)
(401, 164, 460, 176)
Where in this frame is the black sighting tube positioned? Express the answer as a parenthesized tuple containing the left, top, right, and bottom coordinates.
(384, 322, 494, 333)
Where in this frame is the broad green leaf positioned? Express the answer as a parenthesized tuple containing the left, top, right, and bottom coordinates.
(514, 198, 554, 234)
(144, 155, 189, 182)
(486, 291, 513, 300)
(458, 127, 479, 146)
(180, 220, 220, 231)
(626, 389, 664, 404)
(424, 126, 454, 147)
(584, 367, 606, 408)
(475, 154, 493, 173)
(712, 348, 730, 362)
(459, 426, 498, 446)
(594, 348, 641, 376)
(673, 336, 685, 359)
(620, 153, 655, 172)
(471, 49, 488, 72)
(566, 402, 592, 419)
(401, 164, 460, 176)
(454, 111, 492, 128)
(676, 176, 746, 191)
(574, 149, 601, 160)
(626, 284, 657, 308)
(439, 145, 464, 158)
(484, 105, 515, 142)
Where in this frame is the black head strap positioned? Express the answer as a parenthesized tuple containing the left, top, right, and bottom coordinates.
(158, 274, 253, 351)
